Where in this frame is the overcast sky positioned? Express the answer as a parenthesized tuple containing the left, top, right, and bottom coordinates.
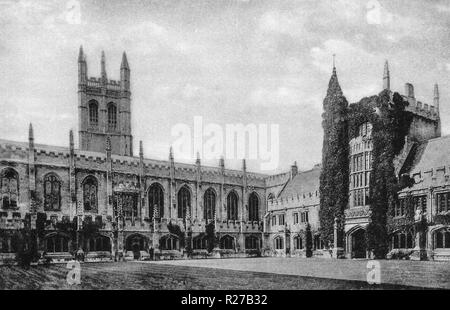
(0, 0, 449, 173)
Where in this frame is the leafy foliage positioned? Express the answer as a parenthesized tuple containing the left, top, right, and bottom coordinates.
(319, 70, 349, 246)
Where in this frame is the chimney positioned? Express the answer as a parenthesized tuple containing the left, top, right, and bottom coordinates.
(291, 161, 298, 178)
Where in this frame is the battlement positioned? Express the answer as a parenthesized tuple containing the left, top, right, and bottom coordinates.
(86, 77, 122, 91)
(401, 83, 439, 121)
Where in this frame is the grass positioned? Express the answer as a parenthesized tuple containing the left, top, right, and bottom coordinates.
(0, 261, 421, 290)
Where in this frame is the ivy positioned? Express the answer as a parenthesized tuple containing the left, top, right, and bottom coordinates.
(319, 70, 349, 247)
(355, 90, 413, 258)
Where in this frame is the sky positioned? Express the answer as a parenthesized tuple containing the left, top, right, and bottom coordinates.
(0, 0, 449, 174)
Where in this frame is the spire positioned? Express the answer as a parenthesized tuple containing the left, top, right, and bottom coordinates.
(69, 130, 74, 148)
(196, 151, 201, 165)
(242, 159, 247, 172)
(327, 61, 342, 97)
(169, 146, 174, 162)
(434, 83, 440, 113)
(219, 156, 225, 170)
(101, 50, 107, 83)
(383, 60, 390, 91)
(28, 123, 34, 141)
(139, 140, 144, 157)
(121, 52, 129, 70)
(78, 45, 85, 62)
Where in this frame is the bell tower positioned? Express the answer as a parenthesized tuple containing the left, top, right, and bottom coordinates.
(78, 46, 133, 156)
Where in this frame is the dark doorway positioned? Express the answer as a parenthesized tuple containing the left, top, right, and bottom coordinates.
(132, 244, 140, 259)
(126, 234, 147, 260)
(351, 229, 366, 258)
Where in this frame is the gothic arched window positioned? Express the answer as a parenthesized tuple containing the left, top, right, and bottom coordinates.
(220, 235, 234, 250)
(274, 236, 284, 249)
(45, 234, 69, 253)
(107, 103, 117, 131)
(148, 183, 164, 220)
(248, 192, 259, 221)
(83, 176, 98, 213)
(203, 188, 216, 221)
(88, 100, 98, 126)
(1, 168, 19, 209)
(227, 191, 238, 221)
(245, 236, 259, 249)
(177, 186, 191, 219)
(44, 174, 61, 211)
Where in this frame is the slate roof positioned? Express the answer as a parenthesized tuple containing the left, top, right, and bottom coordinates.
(278, 165, 321, 199)
(406, 135, 450, 175)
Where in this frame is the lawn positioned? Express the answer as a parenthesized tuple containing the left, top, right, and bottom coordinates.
(0, 261, 419, 290)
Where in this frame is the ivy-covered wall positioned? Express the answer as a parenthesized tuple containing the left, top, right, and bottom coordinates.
(348, 90, 413, 258)
(319, 69, 349, 247)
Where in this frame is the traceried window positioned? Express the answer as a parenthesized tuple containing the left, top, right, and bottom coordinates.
(148, 183, 164, 220)
(87, 235, 111, 252)
(83, 176, 98, 212)
(245, 236, 259, 250)
(435, 229, 450, 249)
(88, 100, 98, 126)
(395, 198, 406, 217)
(248, 192, 259, 221)
(177, 186, 191, 219)
(412, 195, 427, 213)
(392, 231, 414, 249)
(193, 236, 208, 250)
(220, 235, 234, 250)
(274, 236, 284, 249)
(44, 174, 61, 211)
(1, 168, 19, 210)
(437, 192, 450, 213)
(349, 122, 373, 208)
(45, 234, 69, 253)
(107, 102, 117, 131)
(294, 235, 303, 250)
(227, 191, 238, 220)
(160, 235, 179, 250)
(203, 188, 216, 221)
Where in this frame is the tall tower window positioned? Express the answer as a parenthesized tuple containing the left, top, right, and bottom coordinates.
(248, 192, 259, 221)
(0, 168, 19, 209)
(148, 183, 164, 220)
(177, 186, 191, 219)
(107, 103, 117, 131)
(88, 100, 99, 126)
(349, 122, 373, 208)
(44, 174, 61, 211)
(203, 188, 216, 221)
(83, 176, 98, 213)
(227, 191, 238, 220)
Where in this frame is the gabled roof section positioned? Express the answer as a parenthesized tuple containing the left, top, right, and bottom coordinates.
(278, 165, 321, 199)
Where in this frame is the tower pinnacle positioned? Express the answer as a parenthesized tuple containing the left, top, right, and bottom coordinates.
(383, 60, 390, 91)
(101, 51, 107, 83)
(121, 52, 129, 69)
(434, 83, 440, 111)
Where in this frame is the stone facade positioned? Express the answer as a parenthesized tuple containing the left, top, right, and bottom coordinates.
(0, 50, 449, 264)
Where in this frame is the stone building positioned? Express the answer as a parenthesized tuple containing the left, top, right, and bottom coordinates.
(266, 61, 450, 261)
(0, 48, 449, 264)
(0, 48, 266, 263)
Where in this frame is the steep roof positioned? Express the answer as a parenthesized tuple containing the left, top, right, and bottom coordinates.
(278, 165, 321, 199)
(407, 135, 450, 174)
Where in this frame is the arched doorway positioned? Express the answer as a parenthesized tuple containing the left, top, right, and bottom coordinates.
(350, 228, 366, 258)
(126, 234, 147, 260)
